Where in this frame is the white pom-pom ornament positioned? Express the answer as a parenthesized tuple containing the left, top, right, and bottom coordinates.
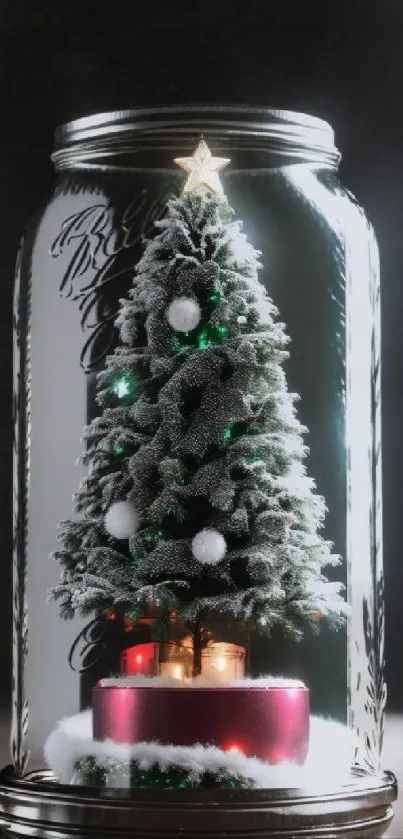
(167, 297, 201, 332)
(105, 501, 139, 539)
(192, 528, 227, 565)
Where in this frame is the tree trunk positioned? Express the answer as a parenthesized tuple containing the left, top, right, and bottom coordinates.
(191, 620, 203, 678)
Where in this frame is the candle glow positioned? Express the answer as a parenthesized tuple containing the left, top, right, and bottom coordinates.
(201, 642, 245, 682)
(160, 662, 185, 681)
(120, 643, 158, 676)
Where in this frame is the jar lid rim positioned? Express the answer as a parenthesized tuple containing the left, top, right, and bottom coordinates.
(56, 105, 333, 141)
(53, 105, 340, 169)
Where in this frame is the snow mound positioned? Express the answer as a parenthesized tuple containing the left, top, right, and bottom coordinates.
(44, 709, 355, 790)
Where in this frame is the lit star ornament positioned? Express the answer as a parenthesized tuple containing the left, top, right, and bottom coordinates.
(174, 139, 230, 197)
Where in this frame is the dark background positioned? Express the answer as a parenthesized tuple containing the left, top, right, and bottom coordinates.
(0, 0, 403, 712)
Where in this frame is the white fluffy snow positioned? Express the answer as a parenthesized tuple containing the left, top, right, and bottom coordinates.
(96, 675, 306, 689)
(44, 708, 355, 790)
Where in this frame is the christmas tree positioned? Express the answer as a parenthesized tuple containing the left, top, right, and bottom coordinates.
(50, 140, 345, 676)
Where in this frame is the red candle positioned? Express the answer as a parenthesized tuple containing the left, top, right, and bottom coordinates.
(120, 643, 159, 676)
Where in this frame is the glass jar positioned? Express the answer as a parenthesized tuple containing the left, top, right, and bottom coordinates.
(11, 107, 385, 793)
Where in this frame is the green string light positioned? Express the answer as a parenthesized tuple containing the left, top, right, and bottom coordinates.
(73, 756, 253, 790)
(198, 324, 229, 350)
(215, 324, 229, 341)
(174, 316, 231, 353)
(142, 528, 170, 551)
(114, 441, 135, 457)
(174, 331, 196, 352)
(112, 372, 139, 401)
(207, 291, 221, 307)
(245, 453, 263, 464)
(131, 528, 170, 564)
(224, 421, 248, 443)
(197, 328, 212, 350)
(114, 442, 126, 456)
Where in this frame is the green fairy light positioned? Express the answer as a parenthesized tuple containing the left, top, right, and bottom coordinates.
(176, 322, 231, 352)
(174, 331, 194, 352)
(113, 376, 131, 399)
(223, 778, 239, 789)
(198, 328, 213, 350)
(114, 442, 126, 456)
(114, 441, 135, 457)
(215, 324, 229, 341)
(112, 372, 139, 400)
(207, 291, 221, 307)
(142, 528, 170, 550)
(245, 453, 263, 464)
(224, 421, 247, 443)
(73, 756, 253, 790)
(198, 324, 229, 350)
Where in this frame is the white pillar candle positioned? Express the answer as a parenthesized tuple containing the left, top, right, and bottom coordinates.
(160, 661, 185, 681)
(201, 642, 245, 682)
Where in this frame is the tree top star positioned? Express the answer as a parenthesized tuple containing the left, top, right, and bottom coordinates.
(174, 139, 230, 197)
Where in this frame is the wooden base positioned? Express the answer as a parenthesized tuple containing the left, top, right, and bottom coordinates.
(0, 766, 397, 838)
